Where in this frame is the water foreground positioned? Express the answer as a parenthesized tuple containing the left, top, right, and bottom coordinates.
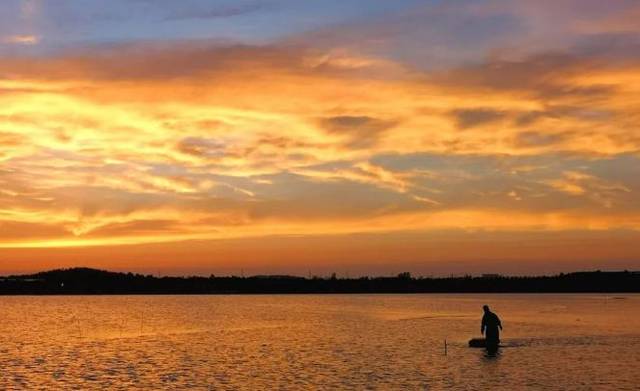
(0, 294, 638, 389)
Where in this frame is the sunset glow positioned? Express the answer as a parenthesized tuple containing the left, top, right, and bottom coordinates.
(1, 0, 639, 275)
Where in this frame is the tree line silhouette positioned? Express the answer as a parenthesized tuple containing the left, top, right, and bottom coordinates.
(0, 268, 637, 294)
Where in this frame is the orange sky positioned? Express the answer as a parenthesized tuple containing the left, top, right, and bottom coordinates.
(1, 0, 639, 275)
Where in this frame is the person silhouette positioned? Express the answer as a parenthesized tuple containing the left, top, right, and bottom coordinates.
(481, 305, 502, 353)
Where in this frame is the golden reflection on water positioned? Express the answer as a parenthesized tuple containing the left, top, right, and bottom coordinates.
(0, 294, 638, 389)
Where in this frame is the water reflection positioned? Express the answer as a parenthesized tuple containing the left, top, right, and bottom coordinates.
(483, 347, 501, 360)
(0, 294, 637, 389)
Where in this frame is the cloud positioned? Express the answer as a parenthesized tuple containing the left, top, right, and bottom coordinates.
(291, 0, 640, 71)
(543, 170, 631, 207)
(2, 35, 39, 45)
(291, 161, 416, 195)
(513, 131, 568, 148)
(452, 109, 504, 129)
(319, 115, 397, 148)
(163, 1, 272, 21)
(0, 41, 638, 252)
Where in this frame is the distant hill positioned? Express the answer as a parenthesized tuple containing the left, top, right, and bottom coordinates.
(0, 268, 638, 295)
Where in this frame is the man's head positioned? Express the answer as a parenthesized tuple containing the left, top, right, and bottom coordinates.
(483, 305, 490, 312)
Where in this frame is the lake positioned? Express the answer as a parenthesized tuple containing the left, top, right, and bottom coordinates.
(0, 294, 638, 389)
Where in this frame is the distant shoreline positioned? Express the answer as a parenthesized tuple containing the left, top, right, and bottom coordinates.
(0, 268, 638, 295)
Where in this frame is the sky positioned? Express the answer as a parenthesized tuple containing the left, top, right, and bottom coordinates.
(1, 0, 639, 276)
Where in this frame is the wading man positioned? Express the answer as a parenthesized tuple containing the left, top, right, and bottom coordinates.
(481, 305, 502, 352)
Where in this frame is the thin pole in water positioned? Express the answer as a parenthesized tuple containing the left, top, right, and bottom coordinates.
(444, 339, 447, 355)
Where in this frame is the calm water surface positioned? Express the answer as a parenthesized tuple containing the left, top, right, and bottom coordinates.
(0, 294, 638, 390)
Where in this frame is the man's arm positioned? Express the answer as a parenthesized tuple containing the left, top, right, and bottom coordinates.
(497, 315, 503, 330)
(481, 315, 486, 334)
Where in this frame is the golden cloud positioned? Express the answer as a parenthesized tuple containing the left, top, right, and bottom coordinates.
(0, 44, 638, 250)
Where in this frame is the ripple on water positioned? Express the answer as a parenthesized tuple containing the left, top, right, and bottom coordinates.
(0, 294, 638, 389)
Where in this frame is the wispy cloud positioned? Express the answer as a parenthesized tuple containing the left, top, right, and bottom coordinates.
(2, 34, 39, 45)
(163, 1, 272, 21)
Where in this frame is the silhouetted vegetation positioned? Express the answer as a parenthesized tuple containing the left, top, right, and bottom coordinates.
(0, 268, 638, 295)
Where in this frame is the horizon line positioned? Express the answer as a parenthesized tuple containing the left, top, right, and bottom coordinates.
(5, 266, 639, 280)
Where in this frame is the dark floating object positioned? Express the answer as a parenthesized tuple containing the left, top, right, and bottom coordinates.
(469, 338, 505, 349)
(468, 338, 487, 348)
